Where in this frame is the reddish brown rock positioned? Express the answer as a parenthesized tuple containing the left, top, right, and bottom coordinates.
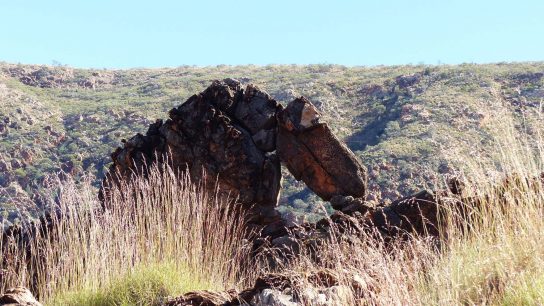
(277, 97, 368, 201)
(102, 80, 283, 230)
(100, 81, 465, 244)
(103, 83, 370, 235)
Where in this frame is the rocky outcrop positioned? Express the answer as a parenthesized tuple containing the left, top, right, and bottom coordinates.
(395, 73, 422, 88)
(3, 65, 114, 89)
(102, 80, 369, 234)
(364, 190, 445, 237)
(0, 287, 42, 306)
(276, 97, 368, 201)
(101, 80, 474, 256)
(102, 80, 284, 232)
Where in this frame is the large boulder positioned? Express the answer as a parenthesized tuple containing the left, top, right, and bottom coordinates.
(276, 97, 368, 201)
(102, 79, 283, 229)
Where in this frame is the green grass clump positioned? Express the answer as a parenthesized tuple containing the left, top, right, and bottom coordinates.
(499, 273, 544, 306)
(50, 262, 212, 306)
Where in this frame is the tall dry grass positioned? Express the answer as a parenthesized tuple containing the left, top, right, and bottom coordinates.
(0, 163, 255, 305)
(2, 117, 544, 305)
(264, 120, 544, 305)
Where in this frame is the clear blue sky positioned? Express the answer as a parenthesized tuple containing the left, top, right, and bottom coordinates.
(1, 0, 543, 68)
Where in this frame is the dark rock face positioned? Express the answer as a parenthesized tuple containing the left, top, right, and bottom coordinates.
(364, 190, 443, 237)
(395, 73, 422, 88)
(277, 97, 368, 201)
(235, 84, 279, 152)
(22, 80, 452, 248)
(330, 195, 372, 215)
(102, 80, 283, 229)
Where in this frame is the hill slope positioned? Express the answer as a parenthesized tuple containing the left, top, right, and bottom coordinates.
(0, 62, 543, 224)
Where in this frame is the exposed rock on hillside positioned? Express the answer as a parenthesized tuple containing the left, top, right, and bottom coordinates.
(101, 81, 462, 275)
(395, 72, 422, 88)
(2, 65, 114, 89)
(103, 80, 369, 234)
(102, 80, 285, 231)
(167, 270, 358, 305)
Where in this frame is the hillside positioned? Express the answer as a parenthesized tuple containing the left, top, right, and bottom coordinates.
(1, 62, 543, 225)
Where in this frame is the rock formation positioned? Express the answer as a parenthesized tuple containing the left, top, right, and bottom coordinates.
(167, 270, 357, 306)
(276, 97, 367, 201)
(102, 79, 285, 233)
(101, 80, 473, 257)
(102, 79, 369, 235)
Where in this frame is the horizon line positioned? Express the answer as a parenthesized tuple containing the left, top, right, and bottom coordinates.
(2, 60, 544, 71)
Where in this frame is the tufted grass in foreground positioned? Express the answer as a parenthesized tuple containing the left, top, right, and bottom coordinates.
(49, 262, 212, 306)
(1, 164, 255, 305)
(263, 120, 544, 305)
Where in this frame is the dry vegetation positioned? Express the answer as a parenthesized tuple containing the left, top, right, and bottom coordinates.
(263, 121, 544, 305)
(2, 117, 544, 305)
(1, 165, 255, 305)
